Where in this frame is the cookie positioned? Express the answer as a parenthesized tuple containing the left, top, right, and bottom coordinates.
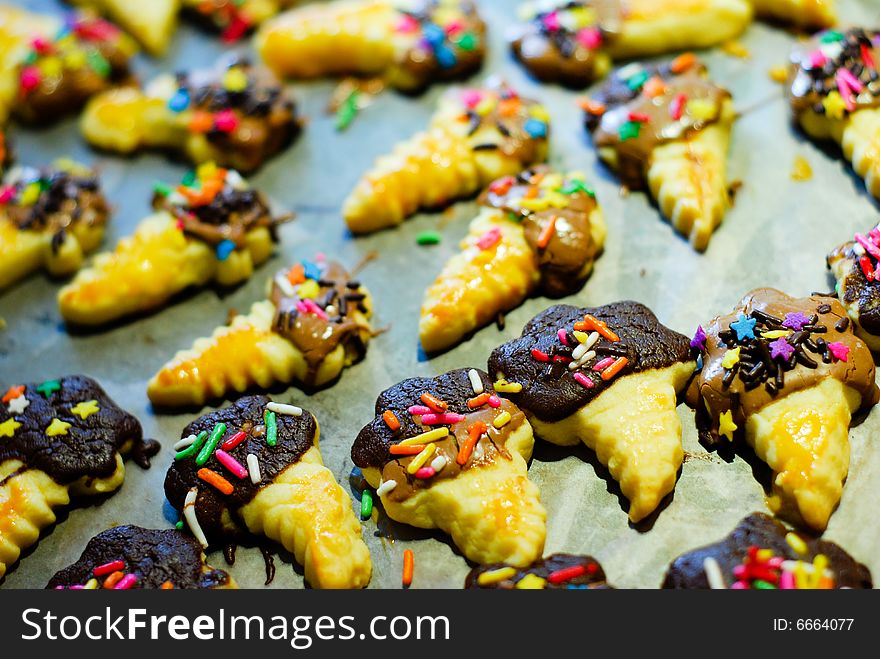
(47, 525, 234, 589)
(489, 302, 694, 522)
(827, 223, 880, 351)
(465, 553, 612, 589)
(751, 0, 835, 30)
(66, 0, 179, 55)
(182, 0, 299, 41)
(164, 395, 372, 589)
(352, 368, 546, 567)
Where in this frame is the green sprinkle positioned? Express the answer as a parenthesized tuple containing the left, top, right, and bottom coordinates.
(618, 120, 641, 141)
(507, 211, 523, 222)
(86, 50, 111, 77)
(175, 430, 208, 461)
(175, 520, 184, 530)
(416, 231, 442, 246)
(195, 423, 227, 466)
(559, 179, 595, 197)
(265, 410, 278, 447)
(456, 32, 477, 51)
(23, 51, 37, 65)
(180, 169, 197, 187)
(153, 181, 172, 197)
(626, 70, 650, 91)
(35, 380, 61, 397)
(753, 580, 777, 590)
(336, 90, 359, 131)
(361, 490, 373, 519)
(819, 30, 844, 43)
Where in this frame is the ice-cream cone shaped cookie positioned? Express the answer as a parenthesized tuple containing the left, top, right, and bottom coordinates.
(80, 56, 300, 173)
(148, 258, 373, 407)
(47, 525, 236, 589)
(164, 395, 372, 589)
(827, 222, 880, 352)
(0, 161, 110, 292)
(509, 0, 751, 87)
(352, 368, 546, 567)
(344, 81, 550, 233)
(256, 0, 486, 93)
(58, 165, 289, 327)
(419, 166, 605, 353)
(583, 54, 735, 251)
(66, 0, 179, 55)
(751, 0, 835, 30)
(686, 289, 879, 530)
(0, 375, 155, 580)
(489, 303, 695, 523)
(787, 28, 880, 201)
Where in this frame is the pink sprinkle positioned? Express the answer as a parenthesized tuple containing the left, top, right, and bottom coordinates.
(214, 449, 248, 479)
(30, 36, 51, 53)
(314, 252, 326, 262)
(542, 11, 560, 31)
(855, 233, 880, 260)
(477, 226, 502, 250)
(557, 329, 569, 346)
(395, 14, 420, 33)
(0, 186, 15, 204)
(669, 93, 687, 121)
(592, 357, 616, 372)
(838, 67, 864, 93)
(114, 574, 138, 590)
(302, 299, 328, 320)
(415, 467, 436, 479)
(445, 20, 464, 35)
(874, 263, 880, 281)
(296, 300, 310, 314)
(869, 228, 880, 245)
(836, 74, 856, 112)
(213, 109, 239, 133)
(827, 342, 850, 362)
(69, 585, 85, 590)
(487, 395, 501, 408)
(576, 27, 602, 50)
(408, 405, 433, 415)
(731, 581, 749, 590)
(767, 557, 784, 569)
(54, 585, 65, 590)
(419, 413, 466, 425)
(572, 372, 594, 389)
(19, 66, 41, 91)
(809, 49, 827, 69)
(461, 89, 482, 109)
(779, 571, 795, 589)
(733, 564, 748, 579)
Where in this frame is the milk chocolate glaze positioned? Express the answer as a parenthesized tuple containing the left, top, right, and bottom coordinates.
(466, 553, 611, 589)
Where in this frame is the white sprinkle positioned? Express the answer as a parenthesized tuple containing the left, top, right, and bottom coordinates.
(568, 350, 596, 370)
(853, 243, 866, 256)
(780, 560, 834, 578)
(173, 434, 198, 451)
(572, 343, 588, 361)
(224, 169, 247, 190)
(703, 557, 727, 589)
(246, 453, 261, 484)
(468, 369, 484, 395)
(267, 401, 303, 416)
(7, 395, 29, 415)
(584, 331, 600, 350)
(430, 455, 447, 473)
(275, 275, 296, 298)
(376, 479, 397, 496)
(183, 487, 209, 549)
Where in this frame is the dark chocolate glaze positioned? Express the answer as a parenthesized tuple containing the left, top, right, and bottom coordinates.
(47, 525, 231, 589)
(488, 303, 692, 422)
(164, 395, 317, 541)
(662, 513, 873, 589)
(0, 375, 147, 484)
(465, 553, 612, 589)
(828, 229, 880, 336)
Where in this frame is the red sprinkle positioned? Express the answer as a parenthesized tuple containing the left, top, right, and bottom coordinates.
(628, 112, 650, 123)
(552, 355, 571, 364)
(489, 176, 515, 196)
(93, 560, 125, 577)
(221, 430, 247, 451)
(547, 564, 587, 584)
(670, 93, 687, 121)
(477, 226, 503, 250)
(860, 256, 875, 281)
(531, 348, 550, 362)
(213, 109, 239, 133)
(221, 15, 251, 43)
(862, 44, 876, 70)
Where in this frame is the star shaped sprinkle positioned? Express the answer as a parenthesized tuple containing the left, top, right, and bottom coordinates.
(769, 337, 795, 361)
(0, 418, 21, 438)
(618, 120, 641, 141)
(46, 418, 71, 437)
(823, 91, 846, 120)
(827, 342, 850, 362)
(1, 385, 24, 403)
(36, 379, 61, 397)
(70, 399, 100, 420)
(718, 410, 738, 441)
(7, 395, 29, 415)
(721, 346, 741, 370)
(730, 314, 757, 340)
(690, 325, 706, 350)
(782, 312, 811, 331)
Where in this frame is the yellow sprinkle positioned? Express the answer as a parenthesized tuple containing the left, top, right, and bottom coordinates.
(812, 554, 828, 589)
(19, 182, 41, 206)
(794, 561, 808, 589)
(686, 99, 718, 122)
(823, 91, 846, 120)
(519, 196, 552, 212)
(718, 410, 737, 441)
(768, 66, 789, 84)
(475, 98, 497, 116)
(196, 161, 218, 180)
(529, 104, 551, 123)
(37, 56, 63, 78)
(761, 329, 791, 339)
(756, 548, 774, 562)
(721, 346, 741, 370)
(406, 443, 436, 474)
(515, 573, 547, 589)
(721, 40, 750, 59)
(539, 173, 563, 190)
(791, 156, 813, 182)
(0, 418, 22, 438)
(46, 418, 72, 437)
(493, 379, 523, 393)
(573, 330, 589, 344)
(70, 399, 100, 420)
(297, 279, 320, 299)
(222, 67, 249, 93)
(83, 578, 99, 590)
(63, 50, 87, 69)
(477, 567, 517, 586)
(785, 532, 808, 555)
(493, 411, 512, 428)
(544, 191, 570, 208)
(398, 427, 449, 447)
(566, 170, 587, 181)
(569, 7, 596, 28)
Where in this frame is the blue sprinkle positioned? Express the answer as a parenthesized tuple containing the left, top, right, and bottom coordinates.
(216, 239, 236, 261)
(695, 354, 704, 371)
(523, 118, 547, 138)
(434, 44, 458, 69)
(301, 260, 321, 280)
(566, 584, 591, 589)
(168, 88, 190, 113)
(422, 23, 445, 46)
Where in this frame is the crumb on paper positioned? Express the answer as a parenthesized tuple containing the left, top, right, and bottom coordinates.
(791, 156, 813, 181)
(0, 317, 6, 330)
(768, 65, 788, 84)
(722, 40, 750, 59)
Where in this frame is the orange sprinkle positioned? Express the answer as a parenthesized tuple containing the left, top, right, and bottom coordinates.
(198, 468, 234, 495)
(1, 385, 24, 403)
(530, 170, 546, 185)
(573, 321, 587, 331)
(390, 444, 425, 456)
(287, 263, 305, 285)
(402, 549, 414, 587)
(584, 314, 620, 342)
(467, 392, 490, 409)
(600, 356, 628, 380)
(578, 97, 606, 115)
(818, 576, 834, 589)
(103, 571, 124, 589)
(498, 98, 521, 117)
(670, 52, 697, 74)
(188, 110, 214, 133)
(420, 392, 447, 413)
(457, 421, 486, 465)
(642, 76, 667, 98)
(523, 185, 539, 199)
(536, 215, 557, 250)
(160, 580, 174, 589)
(383, 410, 400, 431)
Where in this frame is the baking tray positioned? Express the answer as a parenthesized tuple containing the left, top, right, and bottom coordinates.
(1, 0, 879, 589)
